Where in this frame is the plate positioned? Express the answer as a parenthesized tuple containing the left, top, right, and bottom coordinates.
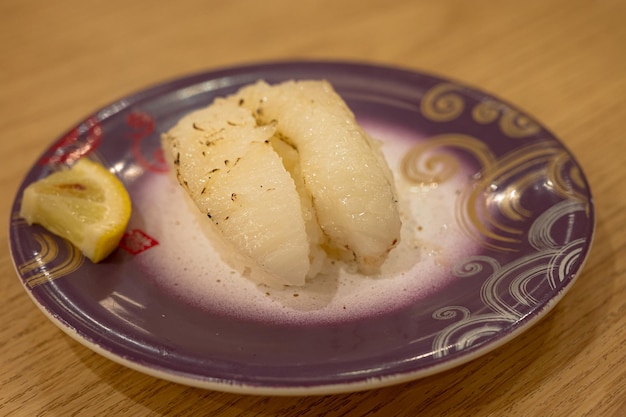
(9, 61, 594, 395)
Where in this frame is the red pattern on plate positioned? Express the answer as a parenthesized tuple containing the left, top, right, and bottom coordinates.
(39, 117, 102, 165)
(126, 111, 169, 173)
(119, 229, 159, 255)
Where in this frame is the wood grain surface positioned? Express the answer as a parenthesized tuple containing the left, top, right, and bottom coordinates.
(1, 0, 625, 415)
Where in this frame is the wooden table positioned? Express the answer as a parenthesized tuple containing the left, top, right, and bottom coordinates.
(2, 0, 625, 415)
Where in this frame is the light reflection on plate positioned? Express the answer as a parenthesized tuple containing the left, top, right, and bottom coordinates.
(9, 61, 594, 395)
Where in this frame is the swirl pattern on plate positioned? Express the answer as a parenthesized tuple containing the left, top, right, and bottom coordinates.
(403, 84, 591, 358)
(422, 82, 541, 138)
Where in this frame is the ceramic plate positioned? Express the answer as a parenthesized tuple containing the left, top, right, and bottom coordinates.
(9, 61, 594, 395)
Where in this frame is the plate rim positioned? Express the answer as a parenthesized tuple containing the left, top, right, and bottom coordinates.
(8, 59, 596, 395)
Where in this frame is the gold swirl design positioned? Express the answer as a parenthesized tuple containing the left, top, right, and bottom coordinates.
(422, 83, 541, 138)
(548, 152, 588, 205)
(457, 142, 583, 251)
(18, 234, 59, 275)
(401, 134, 496, 186)
(420, 83, 466, 122)
(499, 109, 541, 138)
(472, 100, 501, 124)
(17, 232, 85, 288)
(472, 101, 541, 138)
(400, 134, 589, 252)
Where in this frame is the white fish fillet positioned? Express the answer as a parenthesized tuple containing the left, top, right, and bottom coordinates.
(162, 80, 401, 286)
(161, 99, 320, 287)
(234, 80, 401, 273)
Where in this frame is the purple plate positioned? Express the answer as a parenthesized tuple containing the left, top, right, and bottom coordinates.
(9, 61, 594, 395)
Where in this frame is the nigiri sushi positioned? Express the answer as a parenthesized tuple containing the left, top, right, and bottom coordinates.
(161, 80, 401, 286)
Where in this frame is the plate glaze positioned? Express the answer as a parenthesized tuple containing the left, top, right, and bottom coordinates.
(9, 61, 594, 395)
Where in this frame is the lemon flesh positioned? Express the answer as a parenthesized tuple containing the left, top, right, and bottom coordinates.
(20, 159, 132, 263)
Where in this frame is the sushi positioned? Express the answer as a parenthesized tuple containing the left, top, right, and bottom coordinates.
(161, 80, 401, 287)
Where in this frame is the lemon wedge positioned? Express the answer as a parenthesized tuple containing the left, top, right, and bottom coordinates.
(19, 158, 132, 263)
